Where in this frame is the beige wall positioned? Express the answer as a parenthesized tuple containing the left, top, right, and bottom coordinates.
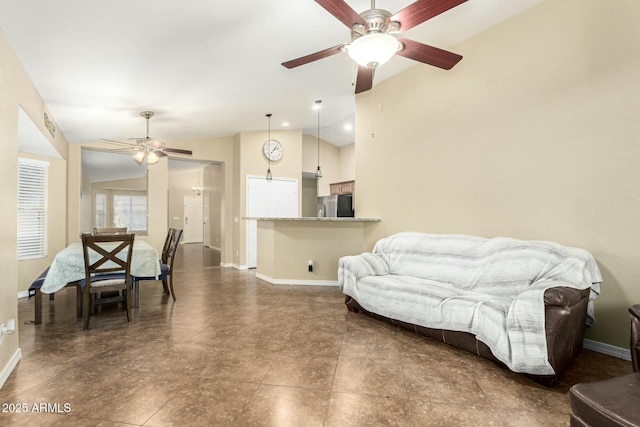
(234, 129, 303, 268)
(338, 143, 355, 182)
(301, 178, 318, 217)
(301, 137, 356, 199)
(355, 0, 640, 349)
(93, 176, 146, 190)
(67, 144, 83, 241)
(302, 135, 339, 197)
(0, 29, 68, 385)
(204, 164, 223, 249)
(80, 168, 92, 233)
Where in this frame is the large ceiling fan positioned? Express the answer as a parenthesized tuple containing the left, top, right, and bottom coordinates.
(282, 0, 467, 93)
(100, 111, 193, 166)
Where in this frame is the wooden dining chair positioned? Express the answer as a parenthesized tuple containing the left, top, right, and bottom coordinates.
(81, 233, 135, 329)
(163, 228, 183, 301)
(134, 228, 183, 307)
(93, 227, 127, 235)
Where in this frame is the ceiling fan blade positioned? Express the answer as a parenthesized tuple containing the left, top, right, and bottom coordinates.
(396, 38, 462, 70)
(153, 150, 168, 157)
(282, 44, 345, 69)
(391, 0, 468, 31)
(355, 66, 373, 94)
(107, 147, 138, 153)
(99, 138, 136, 147)
(164, 147, 193, 156)
(315, 0, 366, 28)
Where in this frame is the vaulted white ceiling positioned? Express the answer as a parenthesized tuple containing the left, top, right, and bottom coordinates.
(1, 0, 541, 150)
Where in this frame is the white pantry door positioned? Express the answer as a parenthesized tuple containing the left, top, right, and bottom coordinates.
(246, 176, 298, 268)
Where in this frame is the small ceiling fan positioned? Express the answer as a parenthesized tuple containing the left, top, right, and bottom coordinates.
(100, 111, 193, 166)
(282, 0, 467, 93)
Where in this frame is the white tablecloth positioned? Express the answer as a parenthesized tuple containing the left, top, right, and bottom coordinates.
(41, 240, 161, 294)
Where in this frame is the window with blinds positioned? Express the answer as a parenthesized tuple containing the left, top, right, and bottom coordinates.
(18, 158, 49, 260)
(113, 194, 147, 232)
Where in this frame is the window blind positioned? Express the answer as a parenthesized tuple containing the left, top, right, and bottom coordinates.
(18, 158, 49, 260)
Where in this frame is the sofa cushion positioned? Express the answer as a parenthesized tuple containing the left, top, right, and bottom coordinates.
(356, 274, 512, 336)
(372, 232, 601, 323)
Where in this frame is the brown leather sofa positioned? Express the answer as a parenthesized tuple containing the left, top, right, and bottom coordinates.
(346, 284, 590, 386)
(569, 305, 640, 426)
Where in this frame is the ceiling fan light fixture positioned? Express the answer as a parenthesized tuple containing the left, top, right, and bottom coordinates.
(347, 33, 401, 69)
(133, 150, 145, 165)
(146, 151, 160, 165)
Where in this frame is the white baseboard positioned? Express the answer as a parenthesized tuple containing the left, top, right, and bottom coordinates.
(583, 338, 631, 361)
(17, 290, 29, 300)
(0, 348, 22, 390)
(255, 273, 339, 287)
(220, 263, 247, 270)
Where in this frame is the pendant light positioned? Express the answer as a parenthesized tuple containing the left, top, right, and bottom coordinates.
(315, 100, 322, 179)
(265, 113, 273, 182)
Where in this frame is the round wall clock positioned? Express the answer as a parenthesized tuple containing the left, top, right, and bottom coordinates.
(263, 139, 283, 161)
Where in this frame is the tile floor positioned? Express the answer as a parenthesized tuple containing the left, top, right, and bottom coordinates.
(0, 244, 631, 426)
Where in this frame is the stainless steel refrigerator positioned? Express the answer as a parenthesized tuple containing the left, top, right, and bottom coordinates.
(317, 194, 354, 217)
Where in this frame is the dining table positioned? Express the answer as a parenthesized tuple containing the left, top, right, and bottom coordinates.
(31, 239, 160, 324)
(41, 239, 161, 294)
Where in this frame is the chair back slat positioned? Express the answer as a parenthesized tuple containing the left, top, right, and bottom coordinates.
(161, 228, 173, 262)
(166, 228, 183, 267)
(82, 233, 135, 276)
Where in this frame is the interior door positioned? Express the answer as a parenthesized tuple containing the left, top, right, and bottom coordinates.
(203, 194, 211, 247)
(183, 195, 204, 243)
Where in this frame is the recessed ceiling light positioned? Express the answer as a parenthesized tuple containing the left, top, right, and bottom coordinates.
(344, 123, 353, 132)
(281, 122, 290, 127)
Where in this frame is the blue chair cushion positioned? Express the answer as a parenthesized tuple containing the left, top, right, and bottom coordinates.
(160, 263, 169, 278)
(28, 267, 50, 298)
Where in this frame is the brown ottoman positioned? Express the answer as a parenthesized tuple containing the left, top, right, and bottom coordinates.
(570, 372, 640, 426)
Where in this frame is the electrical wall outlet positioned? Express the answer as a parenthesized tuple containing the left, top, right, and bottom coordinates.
(5, 319, 15, 334)
(308, 260, 314, 272)
(0, 319, 16, 344)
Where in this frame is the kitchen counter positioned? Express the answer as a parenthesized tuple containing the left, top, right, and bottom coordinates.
(250, 217, 381, 286)
(245, 217, 381, 222)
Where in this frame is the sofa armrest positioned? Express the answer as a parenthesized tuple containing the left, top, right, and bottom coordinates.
(338, 253, 389, 291)
(630, 305, 640, 372)
(543, 286, 588, 307)
(511, 283, 589, 378)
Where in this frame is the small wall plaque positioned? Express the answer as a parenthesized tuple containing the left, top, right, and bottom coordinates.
(44, 112, 55, 137)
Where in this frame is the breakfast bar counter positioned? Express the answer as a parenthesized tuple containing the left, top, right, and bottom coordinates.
(247, 217, 381, 286)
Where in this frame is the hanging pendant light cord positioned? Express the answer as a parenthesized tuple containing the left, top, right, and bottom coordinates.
(317, 107, 320, 164)
(315, 100, 322, 179)
(266, 113, 272, 181)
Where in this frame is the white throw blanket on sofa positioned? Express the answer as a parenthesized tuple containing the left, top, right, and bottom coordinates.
(339, 232, 602, 375)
